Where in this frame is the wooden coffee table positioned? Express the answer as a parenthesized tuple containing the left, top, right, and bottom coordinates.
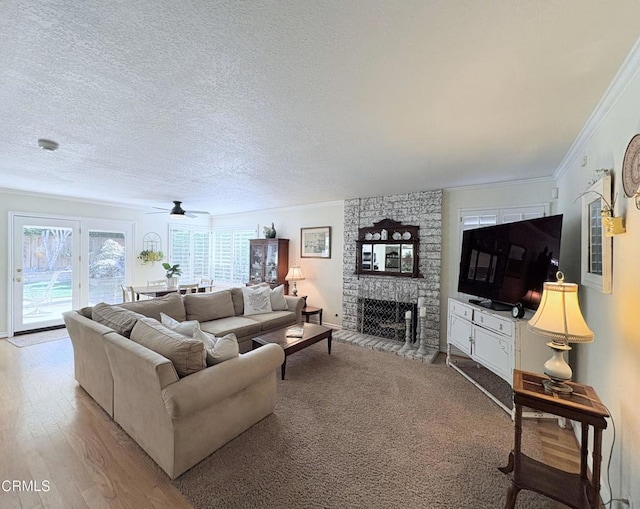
(252, 323, 332, 380)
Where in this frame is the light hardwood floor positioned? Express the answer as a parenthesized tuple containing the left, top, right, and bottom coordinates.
(0, 336, 580, 509)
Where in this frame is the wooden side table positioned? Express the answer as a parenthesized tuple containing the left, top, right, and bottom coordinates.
(301, 306, 323, 325)
(500, 370, 609, 509)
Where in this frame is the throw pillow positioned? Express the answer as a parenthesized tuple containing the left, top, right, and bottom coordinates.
(92, 303, 145, 338)
(130, 318, 206, 377)
(120, 292, 186, 322)
(242, 286, 273, 316)
(270, 284, 289, 311)
(160, 312, 201, 337)
(183, 291, 235, 322)
(194, 329, 240, 365)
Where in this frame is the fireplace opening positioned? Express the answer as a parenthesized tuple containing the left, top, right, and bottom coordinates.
(357, 298, 417, 342)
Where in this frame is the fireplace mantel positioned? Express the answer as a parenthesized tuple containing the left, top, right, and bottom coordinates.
(355, 218, 422, 278)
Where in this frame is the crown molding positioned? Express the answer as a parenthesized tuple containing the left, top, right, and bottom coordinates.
(0, 186, 144, 211)
(554, 36, 640, 181)
(444, 175, 554, 193)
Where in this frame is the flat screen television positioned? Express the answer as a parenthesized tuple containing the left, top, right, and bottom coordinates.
(457, 214, 563, 311)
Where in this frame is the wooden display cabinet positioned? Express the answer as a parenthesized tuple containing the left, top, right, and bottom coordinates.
(248, 239, 289, 292)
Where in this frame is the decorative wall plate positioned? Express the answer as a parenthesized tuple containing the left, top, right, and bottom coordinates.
(372, 233, 381, 240)
(365, 233, 372, 240)
(622, 134, 640, 197)
(392, 232, 401, 240)
(402, 231, 411, 240)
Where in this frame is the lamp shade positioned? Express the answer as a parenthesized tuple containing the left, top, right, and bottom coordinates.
(285, 266, 305, 281)
(527, 278, 594, 344)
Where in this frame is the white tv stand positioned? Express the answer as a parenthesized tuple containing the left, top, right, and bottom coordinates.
(446, 297, 550, 416)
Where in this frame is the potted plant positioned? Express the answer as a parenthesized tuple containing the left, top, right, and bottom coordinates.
(138, 250, 164, 265)
(162, 263, 182, 288)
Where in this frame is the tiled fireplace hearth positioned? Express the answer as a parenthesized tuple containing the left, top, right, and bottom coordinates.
(340, 190, 442, 361)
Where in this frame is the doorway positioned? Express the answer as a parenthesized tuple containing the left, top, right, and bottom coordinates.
(12, 216, 80, 333)
(10, 214, 134, 335)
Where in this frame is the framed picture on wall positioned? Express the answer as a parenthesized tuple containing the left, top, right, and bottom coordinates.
(301, 226, 331, 258)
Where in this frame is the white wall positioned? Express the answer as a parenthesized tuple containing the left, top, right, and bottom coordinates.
(554, 54, 640, 506)
(440, 179, 556, 348)
(0, 189, 209, 336)
(212, 201, 344, 327)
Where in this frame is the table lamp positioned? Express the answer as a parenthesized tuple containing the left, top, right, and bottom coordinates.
(527, 271, 594, 394)
(285, 266, 305, 296)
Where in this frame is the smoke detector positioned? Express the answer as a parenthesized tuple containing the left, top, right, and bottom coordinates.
(37, 139, 59, 151)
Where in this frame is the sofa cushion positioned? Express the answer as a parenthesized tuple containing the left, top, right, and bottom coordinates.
(130, 318, 206, 377)
(269, 284, 288, 311)
(229, 287, 245, 316)
(248, 310, 297, 330)
(199, 316, 262, 338)
(121, 293, 186, 322)
(160, 312, 201, 337)
(79, 306, 93, 319)
(242, 286, 272, 316)
(183, 291, 235, 322)
(92, 303, 145, 338)
(194, 330, 240, 365)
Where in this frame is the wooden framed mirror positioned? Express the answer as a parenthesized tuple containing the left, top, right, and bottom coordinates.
(355, 219, 421, 278)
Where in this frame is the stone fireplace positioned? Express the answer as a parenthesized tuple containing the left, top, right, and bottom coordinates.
(342, 190, 442, 354)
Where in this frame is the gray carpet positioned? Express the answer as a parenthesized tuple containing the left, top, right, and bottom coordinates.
(173, 341, 555, 508)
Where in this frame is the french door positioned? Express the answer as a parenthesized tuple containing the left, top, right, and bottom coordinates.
(11, 214, 134, 334)
(12, 216, 81, 332)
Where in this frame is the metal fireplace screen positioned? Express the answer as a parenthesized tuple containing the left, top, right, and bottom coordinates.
(358, 298, 417, 342)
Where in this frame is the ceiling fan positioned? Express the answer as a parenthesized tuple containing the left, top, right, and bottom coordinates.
(147, 201, 211, 218)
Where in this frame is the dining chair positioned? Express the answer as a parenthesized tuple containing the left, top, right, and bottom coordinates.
(179, 283, 199, 294)
(200, 278, 214, 292)
(120, 285, 136, 303)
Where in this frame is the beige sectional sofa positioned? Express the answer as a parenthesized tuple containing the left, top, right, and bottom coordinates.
(63, 287, 303, 478)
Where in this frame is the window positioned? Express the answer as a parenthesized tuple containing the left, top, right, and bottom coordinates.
(458, 204, 550, 284)
(211, 227, 257, 285)
(168, 226, 212, 282)
(461, 205, 549, 232)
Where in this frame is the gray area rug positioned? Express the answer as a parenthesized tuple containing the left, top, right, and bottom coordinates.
(5, 328, 69, 347)
(173, 341, 554, 508)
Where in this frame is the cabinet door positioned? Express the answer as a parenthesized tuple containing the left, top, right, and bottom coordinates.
(249, 243, 265, 283)
(265, 241, 279, 283)
(473, 327, 513, 383)
(448, 313, 472, 355)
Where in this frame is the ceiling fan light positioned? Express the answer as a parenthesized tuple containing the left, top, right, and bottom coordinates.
(169, 201, 186, 218)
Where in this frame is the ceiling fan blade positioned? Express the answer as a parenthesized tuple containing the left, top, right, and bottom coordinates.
(185, 210, 211, 215)
(151, 207, 170, 211)
(146, 211, 169, 214)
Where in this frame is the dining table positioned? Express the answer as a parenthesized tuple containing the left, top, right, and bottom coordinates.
(131, 283, 214, 300)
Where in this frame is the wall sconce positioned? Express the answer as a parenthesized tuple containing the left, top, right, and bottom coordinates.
(575, 171, 626, 237)
(601, 210, 626, 236)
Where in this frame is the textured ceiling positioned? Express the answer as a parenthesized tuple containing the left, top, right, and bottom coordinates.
(1, 1, 639, 215)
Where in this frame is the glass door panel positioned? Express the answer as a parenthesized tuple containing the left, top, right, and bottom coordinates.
(88, 230, 126, 306)
(13, 216, 80, 332)
(265, 243, 278, 283)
